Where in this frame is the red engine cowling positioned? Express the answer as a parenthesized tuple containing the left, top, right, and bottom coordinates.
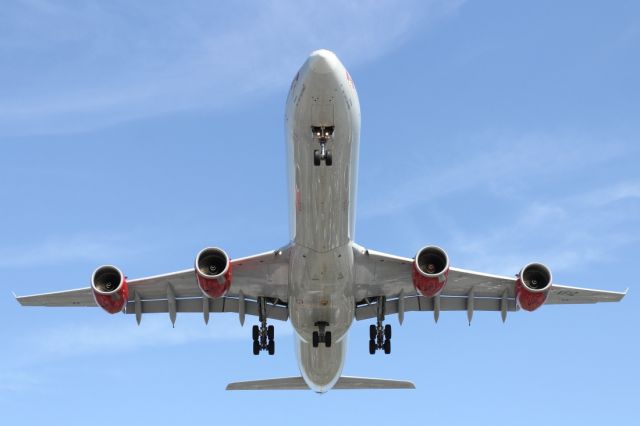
(515, 263, 553, 311)
(195, 247, 232, 298)
(91, 265, 129, 314)
(412, 246, 450, 297)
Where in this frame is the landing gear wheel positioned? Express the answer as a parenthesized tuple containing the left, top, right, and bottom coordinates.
(384, 324, 392, 340)
(369, 324, 376, 340)
(369, 339, 376, 355)
(267, 339, 275, 355)
(325, 150, 333, 166)
(313, 150, 321, 166)
(312, 331, 319, 348)
(252, 325, 259, 341)
(324, 331, 332, 348)
(253, 340, 260, 355)
(267, 325, 275, 341)
(383, 339, 391, 355)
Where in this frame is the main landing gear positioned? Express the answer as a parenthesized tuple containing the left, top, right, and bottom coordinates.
(252, 297, 275, 355)
(312, 321, 332, 348)
(312, 125, 334, 167)
(369, 296, 391, 355)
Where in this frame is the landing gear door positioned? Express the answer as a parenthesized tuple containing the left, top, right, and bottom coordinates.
(311, 101, 334, 128)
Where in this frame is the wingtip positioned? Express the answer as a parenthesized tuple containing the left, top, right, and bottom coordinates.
(12, 291, 19, 301)
(12, 292, 25, 306)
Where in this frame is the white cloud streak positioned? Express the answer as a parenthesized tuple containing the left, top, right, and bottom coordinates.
(0, 233, 141, 268)
(21, 315, 292, 360)
(1, 316, 292, 393)
(360, 133, 627, 218)
(359, 132, 639, 276)
(0, 0, 464, 136)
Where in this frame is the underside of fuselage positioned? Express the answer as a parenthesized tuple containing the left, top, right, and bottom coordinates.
(285, 49, 361, 392)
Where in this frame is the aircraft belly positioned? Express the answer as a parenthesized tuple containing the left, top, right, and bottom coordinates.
(296, 335, 347, 393)
(288, 243, 354, 339)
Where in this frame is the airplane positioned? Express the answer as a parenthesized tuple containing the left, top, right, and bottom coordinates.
(15, 49, 627, 393)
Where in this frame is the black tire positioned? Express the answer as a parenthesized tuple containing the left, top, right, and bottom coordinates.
(267, 339, 275, 355)
(267, 325, 275, 341)
(312, 331, 319, 348)
(369, 324, 376, 340)
(384, 324, 392, 340)
(253, 340, 260, 355)
(383, 339, 391, 355)
(313, 150, 321, 166)
(324, 331, 332, 348)
(325, 150, 333, 166)
(252, 325, 259, 341)
(369, 339, 376, 355)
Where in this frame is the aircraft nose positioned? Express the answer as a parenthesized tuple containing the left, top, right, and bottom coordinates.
(307, 49, 336, 74)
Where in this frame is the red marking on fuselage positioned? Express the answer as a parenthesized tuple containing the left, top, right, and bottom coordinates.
(346, 71, 355, 88)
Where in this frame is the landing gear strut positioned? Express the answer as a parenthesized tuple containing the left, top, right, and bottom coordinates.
(312, 321, 332, 348)
(369, 296, 391, 355)
(252, 297, 275, 355)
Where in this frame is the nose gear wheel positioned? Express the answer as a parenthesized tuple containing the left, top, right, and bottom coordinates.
(311, 125, 334, 167)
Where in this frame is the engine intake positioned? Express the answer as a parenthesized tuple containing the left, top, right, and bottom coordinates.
(412, 246, 450, 297)
(91, 265, 128, 314)
(516, 263, 553, 311)
(195, 247, 232, 298)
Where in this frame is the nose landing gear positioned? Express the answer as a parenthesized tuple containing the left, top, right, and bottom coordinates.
(369, 296, 391, 355)
(252, 297, 275, 355)
(312, 321, 332, 348)
(312, 126, 334, 166)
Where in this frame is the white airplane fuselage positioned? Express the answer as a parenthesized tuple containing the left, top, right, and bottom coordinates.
(285, 50, 361, 392)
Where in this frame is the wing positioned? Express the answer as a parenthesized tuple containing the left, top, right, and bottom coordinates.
(353, 245, 627, 322)
(15, 247, 291, 323)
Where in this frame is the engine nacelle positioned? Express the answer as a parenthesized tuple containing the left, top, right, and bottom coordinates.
(91, 265, 129, 314)
(515, 263, 553, 311)
(195, 247, 232, 298)
(412, 246, 450, 297)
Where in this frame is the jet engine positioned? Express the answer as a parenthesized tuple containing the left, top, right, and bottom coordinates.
(515, 263, 553, 311)
(412, 246, 450, 297)
(91, 265, 129, 314)
(195, 247, 232, 298)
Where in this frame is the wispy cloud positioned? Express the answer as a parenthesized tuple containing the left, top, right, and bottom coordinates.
(21, 315, 292, 360)
(360, 133, 627, 218)
(0, 0, 464, 136)
(358, 131, 639, 277)
(0, 370, 41, 392)
(576, 181, 640, 207)
(0, 233, 141, 269)
(1, 315, 293, 393)
(449, 195, 639, 275)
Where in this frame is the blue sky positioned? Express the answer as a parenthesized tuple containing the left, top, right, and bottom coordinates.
(1, 0, 638, 424)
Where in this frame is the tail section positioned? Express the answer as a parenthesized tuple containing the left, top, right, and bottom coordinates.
(226, 376, 415, 391)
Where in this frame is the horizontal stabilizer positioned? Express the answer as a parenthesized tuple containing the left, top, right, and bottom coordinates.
(226, 376, 415, 390)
